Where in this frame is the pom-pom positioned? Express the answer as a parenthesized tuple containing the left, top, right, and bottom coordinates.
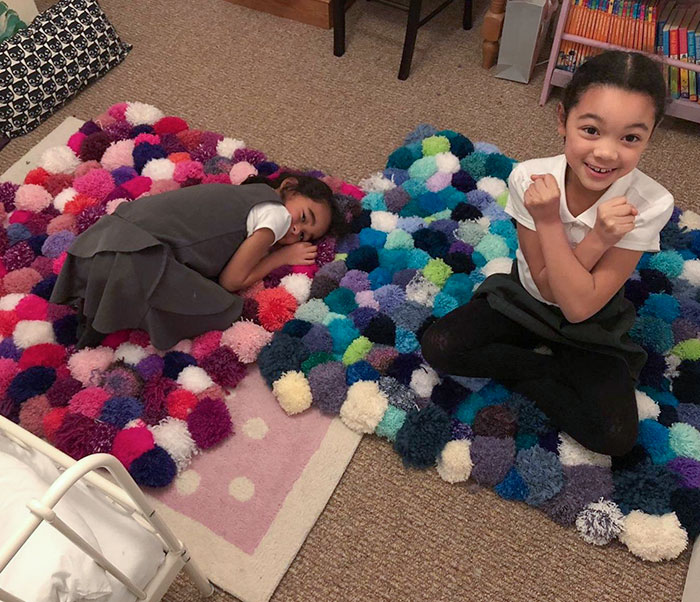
(15, 184, 52, 212)
(256, 287, 298, 331)
(39, 146, 80, 174)
(129, 446, 178, 488)
(437, 439, 472, 483)
(186, 397, 233, 449)
(7, 366, 56, 404)
(340, 380, 389, 433)
(200, 346, 247, 388)
(257, 333, 309, 386)
(175, 365, 215, 394)
(280, 273, 312, 304)
(13, 319, 56, 348)
(470, 435, 516, 486)
(68, 347, 114, 385)
(150, 417, 197, 471)
(558, 432, 612, 467)
(619, 511, 688, 561)
(613, 462, 677, 515)
(308, 362, 347, 415)
(394, 405, 453, 468)
(576, 499, 624, 545)
(221, 320, 273, 363)
(125, 102, 164, 126)
(53, 413, 118, 459)
(273, 370, 313, 415)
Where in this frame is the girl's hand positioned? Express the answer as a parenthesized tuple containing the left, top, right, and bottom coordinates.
(278, 241, 317, 265)
(593, 196, 638, 247)
(524, 174, 561, 225)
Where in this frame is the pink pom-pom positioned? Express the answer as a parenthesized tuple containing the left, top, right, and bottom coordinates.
(14, 184, 53, 212)
(101, 140, 135, 171)
(173, 160, 204, 184)
(256, 287, 298, 331)
(19, 395, 50, 437)
(68, 347, 115, 386)
(108, 102, 128, 121)
(153, 116, 189, 135)
(3, 268, 42, 294)
(133, 133, 161, 146)
(67, 132, 87, 154)
(69, 387, 110, 418)
(101, 330, 131, 349)
(340, 182, 364, 200)
(73, 169, 115, 201)
(240, 280, 264, 299)
(53, 252, 67, 275)
(121, 176, 152, 199)
(291, 264, 319, 278)
(9, 210, 33, 224)
(93, 112, 117, 128)
(111, 425, 156, 468)
(170, 339, 192, 354)
(191, 331, 223, 361)
(229, 161, 257, 185)
(15, 295, 49, 320)
(31, 256, 55, 278)
(221, 320, 273, 363)
(149, 179, 179, 195)
(43, 406, 69, 440)
(47, 214, 78, 235)
(202, 173, 231, 185)
(0, 358, 19, 393)
(74, 160, 102, 179)
(106, 198, 128, 214)
(19, 343, 66, 369)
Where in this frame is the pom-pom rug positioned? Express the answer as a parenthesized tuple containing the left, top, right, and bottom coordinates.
(1, 104, 699, 563)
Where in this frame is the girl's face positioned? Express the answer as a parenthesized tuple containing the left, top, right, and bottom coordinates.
(278, 192, 332, 245)
(558, 85, 656, 196)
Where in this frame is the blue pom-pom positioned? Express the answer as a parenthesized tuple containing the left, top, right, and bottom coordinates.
(383, 168, 410, 187)
(670, 488, 700, 539)
(132, 143, 168, 173)
(325, 287, 358, 315)
(431, 377, 470, 413)
(361, 192, 387, 212)
(613, 462, 677, 515)
(451, 170, 477, 193)
(162, 351, 197, 380)
(258, 333, 310, 386)
(359, 227, 388, 248)
(389, 300, 432, 331)
(368, 267, 393, 289)
(378, 249, 409, 274)
(418, 192, 447, 214)
(394, 405, 453, 468)
(387, 146, 418, 170)
(7, 223, 31, 244)
(639, 293, 680, 322)
(442, 273, 474, 305)
(31, 275, 58, 300)
(8, 366, 56, 404)
(350, 306, 379, 331)
(404, 125, 439, 145)
(282, 319, 314, 338)
(130, 124, 154, 137)
(27, 234, 48, 256)
(346, 245, 379, 272)
(129, 446, 178, 487)
(395, 328, 419, 353)
(346, 361, 380, 385)
(637, 418, 675, 464)
(53, 314, 78, 346)
(256, 161, 279, 176)
(413, 228, 449, 258)
(387, 353, 423, 385)
(327, 318, 360, 354)
(516, 445, 564, 507)
(362, 314, 396, 346)
(648, 250, 685, 279)
(629, 315, 674, 354)
(495, 467, 529, 501)
(432, 292, 459, 317)
(484, 153, 515, 181)
(100, 396, 144, 428)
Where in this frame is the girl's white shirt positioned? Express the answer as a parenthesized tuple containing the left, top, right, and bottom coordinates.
(505, 154, 674, 305)
(246, 201, 292, 244)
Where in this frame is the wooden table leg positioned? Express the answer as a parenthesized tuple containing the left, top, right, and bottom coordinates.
(398, 0, 423, 80)
(481, 0, 506, 68)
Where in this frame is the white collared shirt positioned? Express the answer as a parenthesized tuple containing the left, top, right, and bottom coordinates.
(504, 154, 674, 305)
(246, 202, 292, 244)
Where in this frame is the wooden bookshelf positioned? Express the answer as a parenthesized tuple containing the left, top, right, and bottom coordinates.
(540, 0, 700, 124)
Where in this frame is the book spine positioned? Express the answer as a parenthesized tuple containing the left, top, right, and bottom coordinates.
(670, 16, 680, 98)
(690, 23, 697, 101)
(695, 29, 700, 103)
(680, 18, 689, 99)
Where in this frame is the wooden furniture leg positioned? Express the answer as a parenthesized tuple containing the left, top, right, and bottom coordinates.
(398, 0, 423, 80)
(481, 0, 507, 68)
(463, 0, 472, 29)
(333, 0, 346, 56)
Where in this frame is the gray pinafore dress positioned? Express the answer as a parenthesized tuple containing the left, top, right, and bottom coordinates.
(50, 183, 283, 350)
(473, 263, 647, 380)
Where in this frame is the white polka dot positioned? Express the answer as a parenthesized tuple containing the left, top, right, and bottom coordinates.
(229, 477, 255, 502)
(243, 417, 269, 440)
(175, 470, 200, 495)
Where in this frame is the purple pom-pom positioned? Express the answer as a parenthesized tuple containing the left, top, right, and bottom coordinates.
(200, 346, 247, 388)
(129, 446, 177, 488)
(136, 354, 164, 381)
(4, 241, 36, 270)
(53, 413, 118, 459)
(470, 435, 516, 486)
(301, 324, 334, 354)
(0, 181, 19, 212)
(42, 231, 76, 258)
(111, 166, 139, 186)
(187, 397, 233, 449)
(76, 204, 107, 234)
(309, 362, 348, 415)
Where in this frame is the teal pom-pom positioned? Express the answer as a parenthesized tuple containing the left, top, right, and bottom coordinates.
(419, 192, 447, 214)
(479, 382, 511, 403)
(454, 391, 492, 424)
(406, 248, 431, 270)
(455, 221, 486, 246)
(408, 156, 438, 181)
(460, 152, 488, 179)
(442, 273, 473, 305)
(495, 467, 529, 501)
(399, 198, 425, 218)
(652, 391, 679, 407)
(648, 250, 685, 279)
(638, 419, 676, 464)
(359, 227, 388, 249)
(669, 423, 700, 460)
(362, 191, 387, 211)
(484, 153, 515, 181)
(401, 178, 428, 198)
(490, 219, 518, 250)
(515, 431, 539, 450)
(433, 291, 459, 317)
(325, 287, 358, 315)
(385, 229, 415, 250)
(639, 293, 680, 322)
(327, 318, 360, 354)
(394, 405, 453, 468)
(438, 185, 466, 209)
(630, 315, 675, 354)
(436, 129, 474, 158)
(387, 144, 420, 170)
(475, 233, 510, 262)
(396, 328, 419, 353)
(378, 248, 409, 273)
(369, 267, 393, 289)
(376, 405, 408, 441)
(295, 298, 329, 323)
(472, 251, 486, 268)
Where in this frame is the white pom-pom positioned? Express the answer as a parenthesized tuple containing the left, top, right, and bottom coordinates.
(437, 439, 472, 483)
(665, 354, 681, 381)
(141, 158, 176, 180)
(39, 146, 80, 174)
(370, 211, 399, 233)
(435, 152, 460, 174)
(619, 511, 688, 561)
(635, 390, 660, 421)
(477, 176, 507, 198)
(0, 293, 26, 311)
(13, 320, 56, 348)
(216, 138, 245, 159)
(575, 498, 624, 545)
(124, 102, 164, 126)
(558, 433, 611, 467)
(482, 257, 513, 278)
(273, 371, 313, 415)
(358, 172, 396, 193)
(53, 187, 78, 212)
(114, 343, 149, 366)
(410, 364, 440, 398)
(280, 273, 312, 304)
(681, 259, 700, 286)
(340, 381, 389, 433)
(177, 366, 215, 394)
(679, 210, 700, 231)
(405, 274, 439, 306)
(150, 418, 197, 470)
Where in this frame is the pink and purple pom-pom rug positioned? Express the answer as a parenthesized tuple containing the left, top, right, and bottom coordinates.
(1, 102, 700, 563)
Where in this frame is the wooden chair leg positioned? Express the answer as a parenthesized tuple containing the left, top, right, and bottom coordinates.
(398, 0, 422, 80)
(333, 0, 346, 57)
(463, 0, 472, 30)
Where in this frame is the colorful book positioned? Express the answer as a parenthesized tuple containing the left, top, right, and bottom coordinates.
(679, 10, 694, 98)
(695, 16, 700, 103)
(657, 0, 676, 52)
(668, 8, 686, 99)
(688, 10, 700, 102)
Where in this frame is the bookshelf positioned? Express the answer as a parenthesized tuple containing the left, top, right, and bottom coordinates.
(540, 0, 700, 124)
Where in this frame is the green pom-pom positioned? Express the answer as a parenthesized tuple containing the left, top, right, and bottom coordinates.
(376, 405, 407, 441)
(362, 191, 387, 211)
(455, 221, 487, 246)
(342, 336, 374, 365)
(296, 299, 329, 323)
(302, 352, 335, 374)
(672, 339, 700, 361)
(496, 190, 509, 208)
(475, 234, 510, 262)
(422, 135, 451, 156)
(648, 250, 685, 279)
(423, 258, 453, 287)
(426, 209, 452, 221)
(408, 156, 438, 181)
(385, 229, 415, 250)
(669, 423, 700, 460)
(335, 252, 348, 261)
(460, 152, 488, 179)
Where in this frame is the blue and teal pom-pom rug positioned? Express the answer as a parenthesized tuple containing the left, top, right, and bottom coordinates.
(258, 124, 700, 562)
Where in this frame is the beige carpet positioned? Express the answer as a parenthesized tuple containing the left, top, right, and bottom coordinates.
(2, 1, 698, 600)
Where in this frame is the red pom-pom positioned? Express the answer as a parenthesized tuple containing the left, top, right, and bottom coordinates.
(43, 406, 69, 440)
(0, 310, 19, 336)
(165, 388, 198, 419)
(121, 176, 152, 199)
(256, 287, 298, 331)
(19, 343, 66, 369)
(19, 394, 51, 436)
(101, 330, 131, 349)
(111, 425, 155, 468)
(44, 173, 73, 197)
(15, 295, 49, 320)
(9, 210, 33, 224)
(153, 116, 189, 135)
(24, 167, 50, 186)
(64, 193, 98, 215)
(176, 129, 203, 150)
